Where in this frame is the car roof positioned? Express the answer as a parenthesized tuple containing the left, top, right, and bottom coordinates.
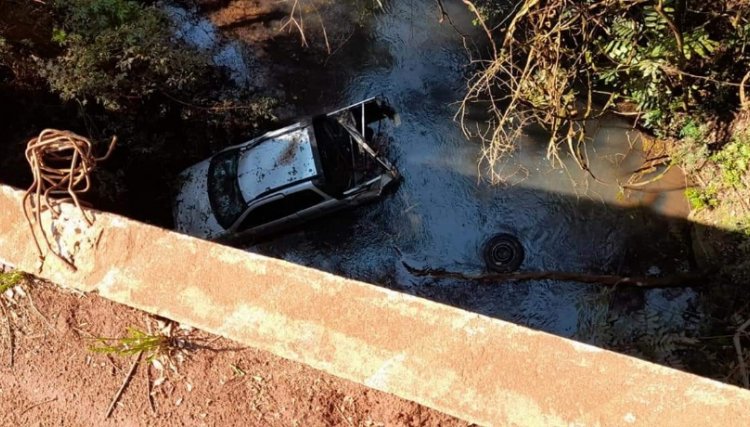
(235, 126, 320, 203)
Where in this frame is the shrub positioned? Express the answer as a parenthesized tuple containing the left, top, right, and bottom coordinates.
(685, 186, 719, 210)
(711, 135, 750, 188)
(461, 0, 750, 180)
(44, 0, 210, 110)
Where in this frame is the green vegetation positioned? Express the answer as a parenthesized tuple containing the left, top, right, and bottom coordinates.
(675, 122, 750, 213)
(90, 327, 172, 361)
(462, 0, 750, 186)
(679, 118, 706, 142)
(45, 0, 209, 110)
(685, 186, 718, 210)
(712, 136, 750, 188)
(0, 271, 24, 294)
(465, 0, 750, 385)
(463, 0, 750, 237)
(0, 0, 277, 223)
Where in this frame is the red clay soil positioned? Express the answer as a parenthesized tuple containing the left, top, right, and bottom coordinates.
(0, 279, 467, 426)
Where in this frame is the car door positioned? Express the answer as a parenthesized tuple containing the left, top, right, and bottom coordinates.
(230, 189, 328, 238)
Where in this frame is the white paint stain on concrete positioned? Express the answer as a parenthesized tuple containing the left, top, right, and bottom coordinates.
(570, 341, 604, 353)
(450, 314, 488, 337)
(365, 353, 406, 390)
(97, 268, 132, 301)
(685, 383, 731, 406)
(180, 286, 218, 320)
(214, 249, 268, 275)
(97, 269, 122, 293)
(107, 217, 128, 229)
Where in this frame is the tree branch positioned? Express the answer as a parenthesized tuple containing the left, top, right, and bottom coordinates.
(402, 262, 706, 288)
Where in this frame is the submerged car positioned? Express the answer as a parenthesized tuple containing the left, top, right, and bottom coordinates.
(173, 97, 400, 243)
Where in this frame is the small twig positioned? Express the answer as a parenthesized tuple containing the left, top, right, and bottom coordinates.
(655, 0, 685, 65)
(323, 28, 355, 66)
(18, 397, 58, 418)
(0, 301, 14, 367)
(620, 165, 674, 190)
(279, 0, 308, 47)
(25, 286, 54, 333)
(146, 363, 156, 414)
(733, 318, 750, 389)
(435, 0, 448, 23)
(740, 71, 750, 110)
(308, 2, 330, 55)
(434, 0, 468, 37)
(104, 350, 143, 420)
(462, 0, 498, 59)
(335, 402, 355, 427)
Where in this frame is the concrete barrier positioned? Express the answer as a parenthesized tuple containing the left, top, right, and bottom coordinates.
(1, 184, 748, 426)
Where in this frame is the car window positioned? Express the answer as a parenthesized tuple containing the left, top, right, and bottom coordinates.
(313, 115, 383, 198)
(239, 190, 325, 231)
(313, 116, 355, 197)
(207, 149, 246, 229)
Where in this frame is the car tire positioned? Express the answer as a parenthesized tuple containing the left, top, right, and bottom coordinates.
(482, 233, 524, 273)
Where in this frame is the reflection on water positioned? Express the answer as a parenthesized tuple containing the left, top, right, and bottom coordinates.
(180, 0, 702, 367)
(163, 4, 264, 88)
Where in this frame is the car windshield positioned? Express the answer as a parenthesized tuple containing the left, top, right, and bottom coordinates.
(207, 148, 246, 228)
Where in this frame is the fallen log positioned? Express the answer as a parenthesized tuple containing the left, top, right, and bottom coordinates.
(401, 262, 706, 288)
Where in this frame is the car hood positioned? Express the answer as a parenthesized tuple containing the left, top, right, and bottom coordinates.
(173, 159, 226, 240)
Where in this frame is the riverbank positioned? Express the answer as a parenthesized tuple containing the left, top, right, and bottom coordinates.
(459, 0, 750, 386)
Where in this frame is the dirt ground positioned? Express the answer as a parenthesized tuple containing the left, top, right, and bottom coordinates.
(0, 278, 466, 426)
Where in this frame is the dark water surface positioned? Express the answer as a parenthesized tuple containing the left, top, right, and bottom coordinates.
(176, 0, 703, 367)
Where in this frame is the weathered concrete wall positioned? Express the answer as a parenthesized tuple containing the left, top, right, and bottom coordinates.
(1, 184, 748, 426)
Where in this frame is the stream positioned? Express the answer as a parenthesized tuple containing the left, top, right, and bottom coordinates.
(169, 0, 703, 367)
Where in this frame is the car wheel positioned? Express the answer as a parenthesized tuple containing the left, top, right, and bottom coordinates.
(482, 233, 524, 273)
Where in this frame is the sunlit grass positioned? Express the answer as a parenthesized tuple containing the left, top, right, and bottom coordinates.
(0, 271, 24, 294)
(90, 327, 172, 362)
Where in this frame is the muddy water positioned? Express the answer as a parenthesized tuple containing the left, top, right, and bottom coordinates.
(179, 1, 702, 363)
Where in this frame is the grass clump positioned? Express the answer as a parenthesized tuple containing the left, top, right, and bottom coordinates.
(90, 327, 172, 362)
(711, 136, 750, 189)
(0, 271, 24, 294)
(680, 130, 749, 217)
(679, 118, 707, 143)
(685, 186, 719, 211)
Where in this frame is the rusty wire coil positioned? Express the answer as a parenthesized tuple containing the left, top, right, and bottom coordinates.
(22, 129, 116, 270)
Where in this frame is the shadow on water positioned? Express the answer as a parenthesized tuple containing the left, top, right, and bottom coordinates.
(251, 176, 748, 378)
(199, 0, 749, 382)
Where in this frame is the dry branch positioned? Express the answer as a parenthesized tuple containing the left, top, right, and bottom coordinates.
(458, 0, 615, 183)
(279, 0, 308, 47)
(18, 397, 58, 419)
(402, 261, 705, 288)
(104, 350, 143, 420)
(458, 0, 750, 185)
(734, 318, 750, 389)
